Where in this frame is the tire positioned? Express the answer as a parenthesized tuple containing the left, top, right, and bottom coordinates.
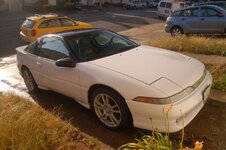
(171, 26, 184, 37)
(91, 88, 132, 130)
(22, 67, 39, 93)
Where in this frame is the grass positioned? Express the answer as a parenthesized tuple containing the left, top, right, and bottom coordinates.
(206, 64, 226, 91)
(0, 93, 105, 150)
(149, 36, 226, 56)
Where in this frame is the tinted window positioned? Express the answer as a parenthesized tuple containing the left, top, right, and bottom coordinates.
(160, 2, 166, 7)
(166, 3, 172, 9)
(37, 37, 69, 60)
(182, 8, 199, 17)
(25, 41, 37, 54)
(60, 18, 75, 26)
(47, 19, 61, 28)
(39, 20, 48, 28)
(172, 10, 182, 17)
(23, 19, 35, 29)
(201, 7, 221, 17)
(66, 30, 138, 61)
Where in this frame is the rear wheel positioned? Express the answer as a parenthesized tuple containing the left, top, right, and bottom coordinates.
(22, 67, 39, 93)
(171, 26, 184, 37)
(91, 88, 131, 130)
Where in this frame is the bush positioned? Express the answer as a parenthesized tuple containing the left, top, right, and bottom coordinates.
(64, 2, 74, 10)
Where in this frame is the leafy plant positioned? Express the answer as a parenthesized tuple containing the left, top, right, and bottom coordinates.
(118, 104, 204, 150)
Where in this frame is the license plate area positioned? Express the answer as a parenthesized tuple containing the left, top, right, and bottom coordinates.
(202, 85, 211, 103)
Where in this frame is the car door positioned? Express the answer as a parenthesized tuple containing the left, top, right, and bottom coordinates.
(35, 36, 82, 101)
(199, 6, 225, 33)
(164, 2, 172, 16)
(59, 18, 80, 31)
(158, 2, 166, 17)
(37, 19, 63, 36)
(179, 7, 202, 33)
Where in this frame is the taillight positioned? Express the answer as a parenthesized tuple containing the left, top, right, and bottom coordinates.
(31, 29, 36, 37)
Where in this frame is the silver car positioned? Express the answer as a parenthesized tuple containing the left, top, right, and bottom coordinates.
(165, 5, 226, 36)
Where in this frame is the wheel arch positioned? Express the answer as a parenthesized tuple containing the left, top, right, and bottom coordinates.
(170, 25, 184, 33)
(88, 83, 133, 127)
(88, 84, 125, 106)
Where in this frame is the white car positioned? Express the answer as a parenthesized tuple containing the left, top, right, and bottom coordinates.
(126, 0, 147, 9)
(16, 29, 212, 132)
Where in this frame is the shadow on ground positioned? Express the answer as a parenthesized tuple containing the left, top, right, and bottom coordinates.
(30, 89, 226, 149)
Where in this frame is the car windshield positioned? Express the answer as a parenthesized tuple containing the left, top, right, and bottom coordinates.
(66, 30, 139, 61)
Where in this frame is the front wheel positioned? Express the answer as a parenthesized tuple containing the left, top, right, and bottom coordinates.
(91, 88, 131, 130)
(171, 27, 184, 37)
(22, 67, 39, 93)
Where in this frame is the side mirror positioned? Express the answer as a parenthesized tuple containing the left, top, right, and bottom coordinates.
(217, 13, 224, 17)
(55, 58, 76, 67)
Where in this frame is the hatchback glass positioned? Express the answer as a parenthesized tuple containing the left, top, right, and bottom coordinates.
(23, 19, 35, 29)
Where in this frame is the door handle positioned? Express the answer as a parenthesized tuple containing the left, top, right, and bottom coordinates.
(200, 18, 205, 21)
(182, 18, 186, 21)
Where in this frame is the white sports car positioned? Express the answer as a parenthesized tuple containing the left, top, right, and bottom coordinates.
(16, 29, 212, 132)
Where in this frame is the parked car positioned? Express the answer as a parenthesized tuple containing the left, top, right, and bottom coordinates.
(16, 29, 212, 132)
(165, 5, 226, 36)
(126, 0, 147, 9)
(157, 0, 187, 18)
(147, 0, 160, 8)
(20, 14, 92, 43)
(193, 1, 226, 10)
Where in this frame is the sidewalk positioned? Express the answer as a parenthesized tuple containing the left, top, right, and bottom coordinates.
(119, 23, 226, 103)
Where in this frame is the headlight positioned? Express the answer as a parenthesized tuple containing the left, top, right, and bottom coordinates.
(133, 87, 194, 104)
(134, 69, 207, 104)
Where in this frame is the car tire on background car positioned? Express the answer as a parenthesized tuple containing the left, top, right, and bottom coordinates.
(91, 88, 132, 130)
(171, 26, 184, 37)
(22, 67, 39, 93)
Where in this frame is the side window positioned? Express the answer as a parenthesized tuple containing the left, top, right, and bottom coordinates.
(201, 7, 220, 17)
(60, 18, 75, 26)
(160, 2, 166, 7)
(166, 3, 172, 9)
(39, 20, 48, 28)
(172, 10, 182, 17)
(25, 41, 37, 54)
(47, 19, 61, 28)
(182, 8, 199, 17)
(37, 37, 69, 61)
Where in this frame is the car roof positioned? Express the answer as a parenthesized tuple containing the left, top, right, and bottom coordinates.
(27, 13, 64, 21)
(174, 5, 224, 12)
(52, 28, 104, 39)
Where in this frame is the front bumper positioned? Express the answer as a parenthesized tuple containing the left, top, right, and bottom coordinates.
(165, 24, 171, 33)
(126, 71, 212, 132)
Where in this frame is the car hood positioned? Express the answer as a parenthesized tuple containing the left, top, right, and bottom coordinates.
(89, 45, 205, 89)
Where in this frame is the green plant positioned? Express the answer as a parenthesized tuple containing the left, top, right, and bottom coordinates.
(118, 104, 204, 150)
(119, 131, 173, 150)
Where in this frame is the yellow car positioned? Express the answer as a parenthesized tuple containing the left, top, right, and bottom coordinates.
(20, 14, 92, 43)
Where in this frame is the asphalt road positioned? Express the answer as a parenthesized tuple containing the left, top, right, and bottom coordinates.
(0, 7, 161, 58)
